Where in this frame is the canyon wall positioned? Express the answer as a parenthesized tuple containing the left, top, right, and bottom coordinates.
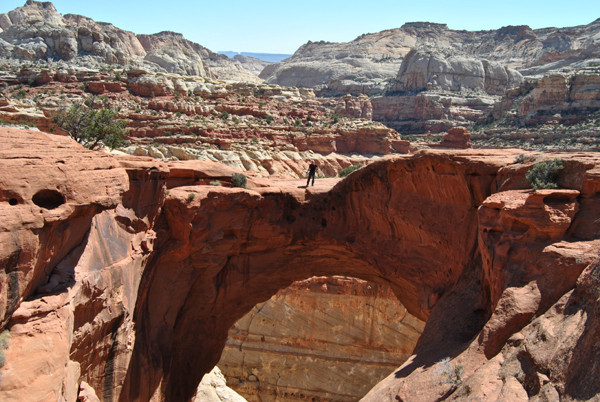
(1, 129, 600, 401)
(0, 65, 405, 178)
(218, 276, 424, 401)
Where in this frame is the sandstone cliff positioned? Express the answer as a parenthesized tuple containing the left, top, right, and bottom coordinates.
(218, 276, 424, 401)
(0, 1, 259, 81)
(1, 129, 600, 401)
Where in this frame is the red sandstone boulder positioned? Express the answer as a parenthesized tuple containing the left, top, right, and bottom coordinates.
(438, 127, 472, 149)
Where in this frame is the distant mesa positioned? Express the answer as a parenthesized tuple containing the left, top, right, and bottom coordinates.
(218, 51, 292, 63)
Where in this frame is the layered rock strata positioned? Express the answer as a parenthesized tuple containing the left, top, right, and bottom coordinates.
(0, 66, 403, 178)
(263, 19, 600, 96)
(218, 276, 424, 401)
(1, 128, 600, 401)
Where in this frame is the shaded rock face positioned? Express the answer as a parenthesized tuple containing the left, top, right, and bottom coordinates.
(2, 129, 600, 401)
(218, 276, 424, 401)
(0, 1, 258, 81)
(0, 128, 167, 401)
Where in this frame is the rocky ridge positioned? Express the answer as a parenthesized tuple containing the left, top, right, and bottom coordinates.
(0, 64, 407, 178)
(3, 2, 600, 152)
(0, 1, 258, 81)
(1, 128, 600, 401)
(263, 20, 600, 96)
(263, 19, 600, 145)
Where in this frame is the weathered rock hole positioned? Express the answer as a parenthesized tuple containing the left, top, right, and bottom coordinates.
(32, 189, 65, 209)
(8, 198, 18, 206)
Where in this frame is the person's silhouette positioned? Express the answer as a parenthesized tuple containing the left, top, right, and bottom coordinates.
(306, 160, 318, 187)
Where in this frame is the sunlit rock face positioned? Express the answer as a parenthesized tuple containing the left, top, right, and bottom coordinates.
(218, 276, 424, 401)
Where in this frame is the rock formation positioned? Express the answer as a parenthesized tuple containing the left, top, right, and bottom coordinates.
(263, 20, 600, 96)
(218, 276, 424, 401)
(390, 49, 523, 96)
(0, 65, 404, 178)
(436, 127, 472, 149)
(0, 1, 258, 81)
(2, 127, 600, 401)
(194, 367, 246, 402)
(261, 19, 600, 139)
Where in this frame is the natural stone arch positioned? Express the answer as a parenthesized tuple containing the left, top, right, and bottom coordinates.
(121, 152, 501, 401)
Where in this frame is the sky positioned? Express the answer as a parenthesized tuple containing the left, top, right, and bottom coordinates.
(1, 0, 599, 54)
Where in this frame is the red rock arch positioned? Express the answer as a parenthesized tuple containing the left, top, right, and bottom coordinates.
(121, 152, 499, 401)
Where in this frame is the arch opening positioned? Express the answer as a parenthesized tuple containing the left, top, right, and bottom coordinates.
(121, 154, 497, 402)
(216, 275, 425, 401)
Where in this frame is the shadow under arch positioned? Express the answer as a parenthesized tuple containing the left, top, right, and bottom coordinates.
(121, 152, 500, 401)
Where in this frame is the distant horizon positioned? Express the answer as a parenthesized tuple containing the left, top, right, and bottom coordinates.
(1, 0, 599, 54)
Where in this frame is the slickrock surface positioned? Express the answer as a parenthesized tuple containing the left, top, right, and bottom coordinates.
(1, 128, 600, 402)
(218, 276, 424, 401)
(194, 367, 246, 402)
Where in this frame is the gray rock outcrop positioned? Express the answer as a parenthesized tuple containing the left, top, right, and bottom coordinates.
(262, 19, 600, 96)
(0, 1, 260, 82)
(391, 48, 523, 95)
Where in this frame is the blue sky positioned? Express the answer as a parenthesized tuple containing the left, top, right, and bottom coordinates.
(1, 0, 599, 54)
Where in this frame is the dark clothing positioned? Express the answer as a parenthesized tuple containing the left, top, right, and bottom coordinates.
(307, 163, 317, 186)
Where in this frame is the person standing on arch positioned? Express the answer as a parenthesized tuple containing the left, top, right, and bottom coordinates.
(306, 160, 318, 187)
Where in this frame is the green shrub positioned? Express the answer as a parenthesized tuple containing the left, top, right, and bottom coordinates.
(339, 164, 362, 177)
(210, 181, 222, 186)
(14, 89, 26, 99)
(187, 193, 195, 201)
(526, 158, 564, 190)
(231, 173, 247, 188)
(53, 102, 128, 150)
(434, 358, 464, 386)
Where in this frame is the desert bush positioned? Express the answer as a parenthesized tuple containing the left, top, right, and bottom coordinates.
(526, 158, 564, 190)
(54, 102, 128, 150)
(210, 181, 222, 186)
(0, 330, 10, 368)
(339, 164, 362, 177)
(434, 357, 464, 386)
(231, 173, 247, 188)
(187, 193, 195, 201)
(514, 153, 535, 164)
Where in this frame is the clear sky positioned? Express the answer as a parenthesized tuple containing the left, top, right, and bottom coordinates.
(1, 0, 599, 54)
